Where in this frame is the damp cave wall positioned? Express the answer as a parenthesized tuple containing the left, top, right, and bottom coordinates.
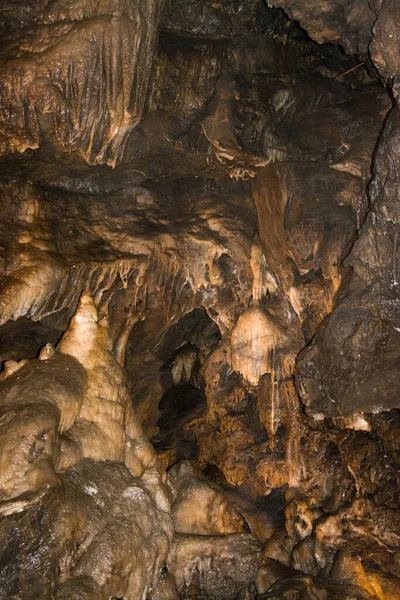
(0, 1, 399, 599)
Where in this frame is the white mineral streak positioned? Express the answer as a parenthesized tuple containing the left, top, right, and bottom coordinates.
(333, 413, 371, 431)
(250, 240, 272, 301)
(171, 345, 197, 385)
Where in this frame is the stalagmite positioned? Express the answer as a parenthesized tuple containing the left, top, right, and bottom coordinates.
(0, 0, 399, 598)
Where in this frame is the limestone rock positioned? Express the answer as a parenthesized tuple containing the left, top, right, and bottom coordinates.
(167, 460, 245, 535)
(167, 533, 261, 600)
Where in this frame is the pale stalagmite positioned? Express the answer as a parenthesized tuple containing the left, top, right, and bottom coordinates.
(0, 0, 399, 598)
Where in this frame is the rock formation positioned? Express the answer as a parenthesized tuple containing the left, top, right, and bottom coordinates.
(0, 0, 399, 598)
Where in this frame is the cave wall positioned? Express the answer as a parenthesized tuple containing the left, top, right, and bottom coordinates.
(0, 0, 399, 599)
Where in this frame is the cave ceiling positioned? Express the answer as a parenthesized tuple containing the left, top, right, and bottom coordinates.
(0, 0, 399, 599)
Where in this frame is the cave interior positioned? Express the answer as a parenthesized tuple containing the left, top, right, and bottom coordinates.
(0, 0, 399, 598)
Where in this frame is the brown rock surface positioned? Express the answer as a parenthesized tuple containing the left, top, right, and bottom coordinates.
(0, 0, 399, 598)
(167, 460, 245, 535)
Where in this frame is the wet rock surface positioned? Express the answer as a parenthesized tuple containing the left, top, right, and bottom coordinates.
(0, 0, 399, 598)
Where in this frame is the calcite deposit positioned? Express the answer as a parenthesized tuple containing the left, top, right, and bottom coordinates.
(0, 0, 399, 598)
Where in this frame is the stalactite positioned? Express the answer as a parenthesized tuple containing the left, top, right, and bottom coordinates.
(0, 0, 163, 165)
(0, 0, 400, 597)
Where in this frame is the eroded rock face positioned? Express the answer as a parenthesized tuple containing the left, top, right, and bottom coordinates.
(0, 0, 162, 165)
(167, 460, 245, 535)
(0, 0, 400, 598)
(296, 34, 400, 422)
(267, 0, 377, 54)
(0, 459, 173, 600)
(167, 533, 261, 600)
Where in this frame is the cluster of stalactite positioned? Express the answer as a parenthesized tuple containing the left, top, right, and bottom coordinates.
(0, 0, 399, 598)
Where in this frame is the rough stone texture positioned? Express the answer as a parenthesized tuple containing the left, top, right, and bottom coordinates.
(0, 0, 400, 598)
(167, 460, 245, 535)
(370, 0, 400, 81)
(296, 61, 400, 421)
(0, 459, 173, 600)
(268, 0, 377, 54)
(167, 533, 261, 600)
(0, 0, 162, 165)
